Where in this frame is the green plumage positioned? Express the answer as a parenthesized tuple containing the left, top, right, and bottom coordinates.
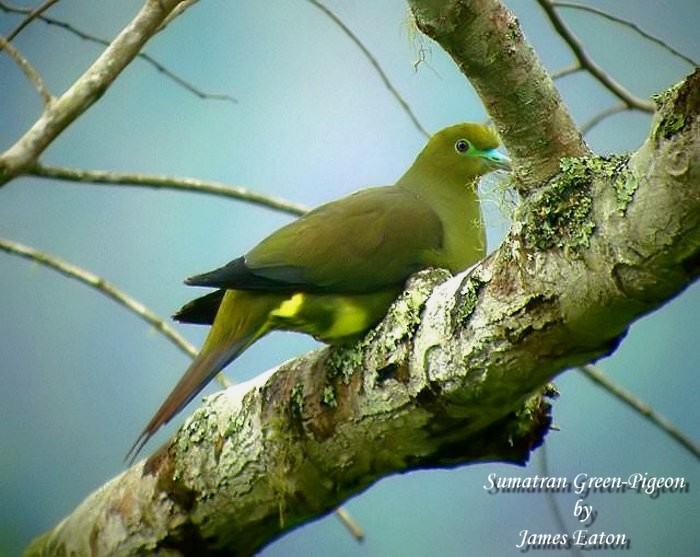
(128, 123, 510, 460)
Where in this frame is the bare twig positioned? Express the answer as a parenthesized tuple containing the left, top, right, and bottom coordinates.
(31, 164, 308, 216)
(578, 365, 700, 460)
(551, 62, 581, 80)
(0, 34, 53, 104)
(0, 237, 239, 391)
(0, 1, 237, 104)
(0, 0, 190, 185)
(159, 0, 200, 31)
(334, 507, 365, 542)
(536, 0, 655, 112)
(1, 0, 59, 44)
(0, 237, 196, 359)
(580, 101, 629, 135)
(306, 0, 430, 139)
(142, 50, 237, 103)
(536, 447, 585, 557)
(553, 1, 699, 67)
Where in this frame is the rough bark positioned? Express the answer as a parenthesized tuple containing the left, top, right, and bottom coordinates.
(27, 68, 699, 556)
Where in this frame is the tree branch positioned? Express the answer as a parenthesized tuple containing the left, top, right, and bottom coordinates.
(2, 238, 371, 536)
(536, 0, 655, 113)
(408, 0, 590, 189)
(0, 0, 189, 186)
(27, 268, 554, 556)
(306, 0, 430, 139)
(0, 1, 237, 104)
(28, 69, 699, 556)
(0, 237, 196, 359)
(0, 33, 53, 104)
(30, 164, 308, 216)
(553, 1, 699, 68)
(578, 364, 700, 459)
(0, 0, 59, 44)
(580, 102, 629, 135)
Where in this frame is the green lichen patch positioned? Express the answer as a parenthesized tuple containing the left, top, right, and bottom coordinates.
(651, 72, 699, 140)
(453, 274, 486, 327)
(505, 391, 553, 453)
(326, 346, 363, 384)
(651, 87, 676, 111)
(520, 154, 630, 252)
(659, 113, 686, 139)
(651, 80, 687, 140)
(380, 285, 430, 348)
(222, 388, 258, 439)
(321, 385, 338, 408)
(608, 155, 638, 215)
(521, 156, 596, 252)
(289, 383, 305, 418)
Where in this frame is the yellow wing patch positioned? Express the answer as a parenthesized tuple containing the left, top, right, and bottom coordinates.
(269, 291, 397, 343)
(273, 292, 306, 319)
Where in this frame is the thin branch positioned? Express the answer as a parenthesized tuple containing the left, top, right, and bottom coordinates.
(0, 237, 196, 359)
(553, 1, 699, 67)
(536, 0, 655, 113)
(0, 237, 237, 391)
(159, 0, 200, 31)
(1, 0, 59, 44)
(580, 101, 629, 135)
(306, 0, 430, 139)
(334, 508, 365, 542)
(31, 164, 308, 216)
(0, 0, 190, 185)
(0, 1, 237, 104)
(551, 62, 581, 80)
(0, 34, 53, 105)
(578, 365, 700, 460)
(536, 447, 585, 557)
(141, 50, 237, 103)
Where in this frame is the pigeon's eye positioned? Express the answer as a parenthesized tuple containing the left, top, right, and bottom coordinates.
(455, 139, 471, 153)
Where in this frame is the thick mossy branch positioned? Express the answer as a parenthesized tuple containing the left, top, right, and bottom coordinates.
(28, 71, 699, 556)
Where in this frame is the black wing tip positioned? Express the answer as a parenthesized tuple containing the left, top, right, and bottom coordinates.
(173, 289, 226, 325)
(184, 257, 247, 288)
(172, 305, 193, 323)
(184, 274, 205, 286)
(184, 274, 202, 286)
(172, 311, 184, 322)
(183, 257, 312, 293)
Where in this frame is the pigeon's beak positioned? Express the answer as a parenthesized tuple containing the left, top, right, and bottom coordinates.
(482, 148, 512, 172)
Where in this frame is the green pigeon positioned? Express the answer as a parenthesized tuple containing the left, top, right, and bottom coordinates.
(129, 123, 511, 460)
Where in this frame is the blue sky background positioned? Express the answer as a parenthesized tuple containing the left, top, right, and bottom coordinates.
(1, 1, 698, 555)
